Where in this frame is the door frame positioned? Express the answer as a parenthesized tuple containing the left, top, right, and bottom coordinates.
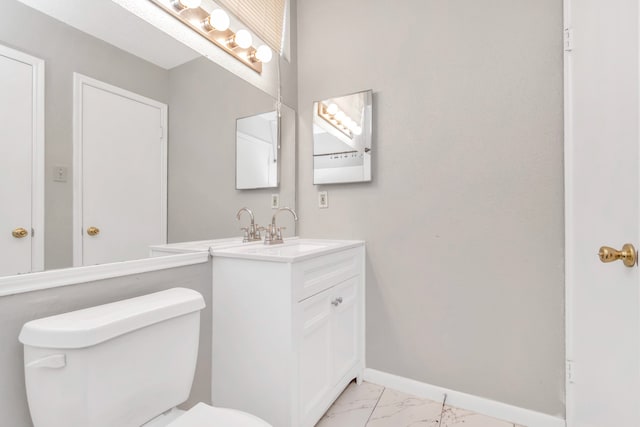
(563, 0, 573, 424)
(562, 0, 575, 426)
(72, 73, 168, 267)
(0, 44, 45, 273)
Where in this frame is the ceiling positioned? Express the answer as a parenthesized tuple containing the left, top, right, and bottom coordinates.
(17, 0, 201, 69)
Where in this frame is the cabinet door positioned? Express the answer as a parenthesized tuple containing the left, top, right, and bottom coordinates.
(331, 277, 359, 385)
(299, 289, 332, 422)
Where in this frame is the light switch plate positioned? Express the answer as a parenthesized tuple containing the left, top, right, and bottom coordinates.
(318, 191, 328, 208)
(271, 194, 280, 209)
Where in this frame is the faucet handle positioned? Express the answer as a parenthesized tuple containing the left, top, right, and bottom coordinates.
(240, 227, 250, 243)
(264, 224, 273, 242)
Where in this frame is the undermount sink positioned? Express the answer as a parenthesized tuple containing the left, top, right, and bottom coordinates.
(209, 239, 363, 262)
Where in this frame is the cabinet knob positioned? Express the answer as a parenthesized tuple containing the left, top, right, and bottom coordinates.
(331, 297, 343, 306)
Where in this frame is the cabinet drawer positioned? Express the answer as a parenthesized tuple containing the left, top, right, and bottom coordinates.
(294, 248, 361, 302)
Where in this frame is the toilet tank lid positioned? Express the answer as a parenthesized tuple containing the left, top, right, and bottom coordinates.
(19, 288, 205, 349)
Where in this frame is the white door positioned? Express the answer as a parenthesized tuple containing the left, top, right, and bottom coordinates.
(73, 74, 167, 266)
(565, 0, 640, 426)
(0, 45, 44, 276)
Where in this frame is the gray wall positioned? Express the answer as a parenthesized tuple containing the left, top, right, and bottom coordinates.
(167, 58, 297, 242)
(296, 0, 565, 416)
(0, 263, 212, 427)
(0, 0, 170, 270)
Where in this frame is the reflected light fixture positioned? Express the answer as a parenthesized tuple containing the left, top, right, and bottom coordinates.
(254, 45, 273, 63)
(229, 29, 253, 49)
(205, 8, 230, 31)
(151, 0, 274, 73)
(174, 0, 201, 10)
(317, 103, 363, 139)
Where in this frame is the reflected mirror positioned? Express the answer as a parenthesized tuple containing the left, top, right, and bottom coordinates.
(0, 0, 295, 276)
(313, 90, 373, 184)
(236, 110, 279, 189)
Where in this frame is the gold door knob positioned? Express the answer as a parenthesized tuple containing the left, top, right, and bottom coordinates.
(598, 243, 637, 267)
(87, 226, 100, 236)
(12, 228, 29, 238)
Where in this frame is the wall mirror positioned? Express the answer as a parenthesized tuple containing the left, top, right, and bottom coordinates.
(0, 0, 296, 277)
(313, 90, 373, 185)
(236, 110, 279, 189)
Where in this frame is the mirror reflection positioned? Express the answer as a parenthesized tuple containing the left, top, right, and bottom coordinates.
(0, 0, 295, 277)
(313, 90, 373, 185)
(236, 111, 279, 189)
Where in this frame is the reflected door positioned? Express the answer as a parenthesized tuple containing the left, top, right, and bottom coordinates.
(0, 45, 43, 276)
(74, 74, 167, 266)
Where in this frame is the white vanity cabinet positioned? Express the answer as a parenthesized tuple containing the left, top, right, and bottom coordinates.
(210, 240, 365, 427)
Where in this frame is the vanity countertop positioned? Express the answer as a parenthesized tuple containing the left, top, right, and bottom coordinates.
(209, 238, 364, 263)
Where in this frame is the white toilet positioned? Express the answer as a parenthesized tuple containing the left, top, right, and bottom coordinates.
(18, 288, 271, 427)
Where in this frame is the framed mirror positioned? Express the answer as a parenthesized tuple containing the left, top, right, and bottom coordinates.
(236, 110, 279, 189)
(313, 90, 373, 185)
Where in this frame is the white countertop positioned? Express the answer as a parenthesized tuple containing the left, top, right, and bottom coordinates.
(209, 239, 364, 263)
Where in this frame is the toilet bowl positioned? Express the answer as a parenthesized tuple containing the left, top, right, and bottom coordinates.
(161, 403, 271, 427)
(18, 288, 272, 427)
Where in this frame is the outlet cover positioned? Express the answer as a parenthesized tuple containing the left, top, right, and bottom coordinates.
(53, 165, 68, 182)
(318, 191, 328, 208)
(271, 194, 280, 209)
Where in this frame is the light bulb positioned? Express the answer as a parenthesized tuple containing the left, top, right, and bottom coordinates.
(327, 103, 339, 115)
(353, 126, 363, 135)
(234, 29, 253, 49)
(335, 111, 346, 122)
(178, 0, 201, 9)
(343, 117, 354, 129)
(255, 45, 273, 63)
(207, 9, 229, 31)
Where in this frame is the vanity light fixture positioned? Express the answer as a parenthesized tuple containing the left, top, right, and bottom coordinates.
(317, 103, 363, 139)
(228, 29, 253, 49)
(150, 0, 273, 73)
(204, 8, 230, 31)
(253, 45, 273, 63)
(174, 0, 201, 10)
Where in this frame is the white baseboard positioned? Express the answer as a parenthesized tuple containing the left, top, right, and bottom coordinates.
(363, 369, 566, 427)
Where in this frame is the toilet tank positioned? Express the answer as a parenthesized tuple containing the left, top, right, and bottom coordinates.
(18, 288, 205, 427)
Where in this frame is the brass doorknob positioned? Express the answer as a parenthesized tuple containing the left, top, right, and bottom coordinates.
(12, 228, 29, 238)
(598, 243, 637, 267)
(87, 226, 100, 236)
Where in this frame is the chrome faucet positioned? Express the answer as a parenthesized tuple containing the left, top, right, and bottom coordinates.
(236, 207, 262, 242)
(264, 207, 298, 245)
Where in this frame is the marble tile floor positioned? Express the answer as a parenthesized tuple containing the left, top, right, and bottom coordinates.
(316, 381, 526, 427)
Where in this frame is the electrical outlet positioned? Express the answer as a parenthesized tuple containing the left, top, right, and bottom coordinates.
(318, 191, 328, 208)
(53, 165, 68, 182)
(271, 194, 280, 209)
